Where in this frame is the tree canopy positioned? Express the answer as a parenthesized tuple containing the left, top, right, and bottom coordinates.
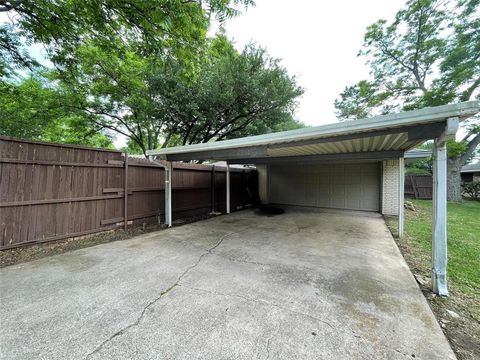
(0, 0, 254, 76)
(58, 35, 303, 155)
(0, 75, 113, 147)
(334, 0, 480, 201)
(1, 0, 304, 153)
(335, 0, 480, 116)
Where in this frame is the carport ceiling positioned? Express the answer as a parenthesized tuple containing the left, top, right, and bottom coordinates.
(147, 101, 480, 163)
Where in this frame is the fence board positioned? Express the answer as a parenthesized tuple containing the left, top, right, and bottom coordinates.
(0, 137, 256, 249)
(405, 175, 433, 200)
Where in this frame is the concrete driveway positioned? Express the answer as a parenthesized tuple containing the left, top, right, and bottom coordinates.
(0, 208, 455, 359)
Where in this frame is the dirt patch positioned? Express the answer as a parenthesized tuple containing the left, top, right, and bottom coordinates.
(0, 213, 216, 268)
(385, 214, 480, 360)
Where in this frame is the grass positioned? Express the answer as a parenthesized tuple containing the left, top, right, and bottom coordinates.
(386, 199, 480, 360)
(404, 199, 480, 297)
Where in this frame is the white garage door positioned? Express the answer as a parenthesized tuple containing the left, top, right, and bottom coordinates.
(269, 162, 380, 212)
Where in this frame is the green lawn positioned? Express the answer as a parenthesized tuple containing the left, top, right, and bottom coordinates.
(403, 199, 480, 297)
(394, 199, 480, 310)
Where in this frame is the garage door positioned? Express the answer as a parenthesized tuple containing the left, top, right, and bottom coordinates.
(269, 162, 380, 212)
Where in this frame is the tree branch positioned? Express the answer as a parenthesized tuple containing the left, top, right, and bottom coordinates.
(460, 133, 480, 164)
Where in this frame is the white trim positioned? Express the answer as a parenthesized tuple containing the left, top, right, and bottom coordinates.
(432, 139, 448, 296)
(226, 164, 231, 214)
(165, 161, 173, 227)
(398, 157, 405, 238)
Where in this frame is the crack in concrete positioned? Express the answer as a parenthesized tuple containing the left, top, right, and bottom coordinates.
(264, 322, 281, 360)
(84, 232, 233, 360)
(217, 256, 273, 268)
(394, 348, 414, 358)
(178, 284, 336, 331)
(84, 284, 176, 359)
(176, 283, 416, 358)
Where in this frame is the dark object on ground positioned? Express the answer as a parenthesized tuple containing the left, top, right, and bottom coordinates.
(258, 204, 285, 215)
(246, 182, 284, 215)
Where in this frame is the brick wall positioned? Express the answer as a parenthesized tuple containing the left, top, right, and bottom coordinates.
(382, 159, 400, 215)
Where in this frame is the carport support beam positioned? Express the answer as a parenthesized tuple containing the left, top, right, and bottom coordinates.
(432, 139, 448, 296)
(398, 157, 405, 239)
(226, 164, 231, 214)
(165, 161, 173, 227)
(431, 117, 458, 296)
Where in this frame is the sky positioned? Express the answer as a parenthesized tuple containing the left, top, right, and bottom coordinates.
(214, 0, 407, 127)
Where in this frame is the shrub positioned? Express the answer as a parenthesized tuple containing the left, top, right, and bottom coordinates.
(461, 182, 480, 200)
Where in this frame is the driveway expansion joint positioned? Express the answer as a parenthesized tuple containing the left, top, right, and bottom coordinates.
(84, 232, 233, 359)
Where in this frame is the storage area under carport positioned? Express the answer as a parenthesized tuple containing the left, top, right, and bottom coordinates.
(147, 101, 480, 296)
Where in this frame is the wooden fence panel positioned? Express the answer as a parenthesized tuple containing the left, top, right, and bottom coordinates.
(405, 175, 433, 200)
(0, 137, 256, 249)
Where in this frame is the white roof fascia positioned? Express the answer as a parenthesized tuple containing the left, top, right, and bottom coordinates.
(147, 101, 480, 157)
(405, 150, 432, 159)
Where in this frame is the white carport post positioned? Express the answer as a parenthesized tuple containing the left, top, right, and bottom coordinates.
(165, 161, 173, 227)
(432, 139, 448, 296)
(398, 157, 405, 239)
(226, 164, 231, 214)
(431, 117, 459, 296)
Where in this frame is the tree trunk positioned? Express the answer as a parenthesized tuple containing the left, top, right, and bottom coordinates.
(447, 157, 463, 202)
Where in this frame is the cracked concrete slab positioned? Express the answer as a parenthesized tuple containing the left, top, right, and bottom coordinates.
(0, 208, 455, 359)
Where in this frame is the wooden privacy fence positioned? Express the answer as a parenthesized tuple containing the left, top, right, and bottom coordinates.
(405, 175, 433, 199)
(0, 137, 257, 250)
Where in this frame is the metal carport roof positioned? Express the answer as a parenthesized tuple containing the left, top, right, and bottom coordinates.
(147, 101, 480, 163)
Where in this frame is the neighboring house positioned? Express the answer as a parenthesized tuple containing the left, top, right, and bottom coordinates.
(461, 162, 480, 183)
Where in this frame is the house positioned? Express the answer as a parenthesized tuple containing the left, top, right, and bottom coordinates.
(461, 161, 480, 183)
(147, 101, 480, 296)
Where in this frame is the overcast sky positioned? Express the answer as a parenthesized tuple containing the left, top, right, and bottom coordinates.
(215, 0, 406, 127)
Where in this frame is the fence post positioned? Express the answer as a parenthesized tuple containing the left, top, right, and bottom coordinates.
(124, 151, 128, 230)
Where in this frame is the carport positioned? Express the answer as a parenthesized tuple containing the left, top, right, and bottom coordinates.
(147, 101, 480, 296)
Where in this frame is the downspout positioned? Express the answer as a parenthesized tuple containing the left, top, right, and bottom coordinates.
(148, 155, 172, 227)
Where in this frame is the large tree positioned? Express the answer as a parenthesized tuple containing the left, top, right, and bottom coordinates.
(60, 35, 303, 155)
(334, 0, 479, 201)
(0, 0, 266, 146)
(0, 75, 113, 147)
